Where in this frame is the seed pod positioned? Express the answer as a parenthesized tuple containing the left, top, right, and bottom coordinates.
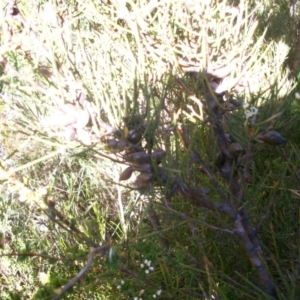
(124, 145, 144, 157)
(190, 188, 213, 210)
(133, 145, 144, 152)
(244, 169, 253, 184)
(225, 134, 234, 143)
(230, 143, 244, 157)
(256, 130, 286, 145)
(131, 152, 151, 164)
(178, 181, 189, 196)
(116, 141, 127, 150)
(156, 168, 168, 185)
(215, 152, 225, 169)
(220, 157, 234, 179)
(107, 139, 118, 149)
(229, 98, 242, 108)
(134, 178, 150, 190)
(127, 129, 142, 144)
(131, 163, 152, 173)
(119, 166, 134, 181)
(136, 172, 154, 183)
(151, 149, 166, 163)
(190, 188, 209, 197)
(107, 140, 127, 151)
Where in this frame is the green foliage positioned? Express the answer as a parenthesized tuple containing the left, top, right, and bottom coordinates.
(0, 0, 300, 299)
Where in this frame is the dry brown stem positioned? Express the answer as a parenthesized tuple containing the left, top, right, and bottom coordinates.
(51, 245, 110, 300)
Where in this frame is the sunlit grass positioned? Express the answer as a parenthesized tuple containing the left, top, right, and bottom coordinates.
(0, 0, 299, 299)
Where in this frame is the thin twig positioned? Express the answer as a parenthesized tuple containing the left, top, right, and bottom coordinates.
(51, 245, 110, 300)
(0, 252, 71, 261)
(163, 197, 234, 234)
(234, 213, 277, 298)
(147, 203, 170, 250)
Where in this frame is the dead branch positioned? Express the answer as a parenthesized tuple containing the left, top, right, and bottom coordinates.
(203, 82, 277, 298)
(163, 198, 234, 234)
(0, 252, 68, 261)
(51, 245, 110, 300)
(147, 203, 169, 251)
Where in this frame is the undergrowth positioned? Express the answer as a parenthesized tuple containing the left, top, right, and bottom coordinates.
(0, 0, 300, 299)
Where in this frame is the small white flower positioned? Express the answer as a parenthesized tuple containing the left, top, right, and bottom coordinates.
(156, 290, 162, 295)
(140, 263, 144, 268)
(139, 289, 145, 296)
(144, 259, 151, 266)
(153, 295, 157, 298)
(149, 266, 154, 271)
(296, 92, 300, 100)
(134, 297, 139, 300)
(117, 285, 121, 289)
(121, 280, 125, 285)
(145, 269, 149, 274)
